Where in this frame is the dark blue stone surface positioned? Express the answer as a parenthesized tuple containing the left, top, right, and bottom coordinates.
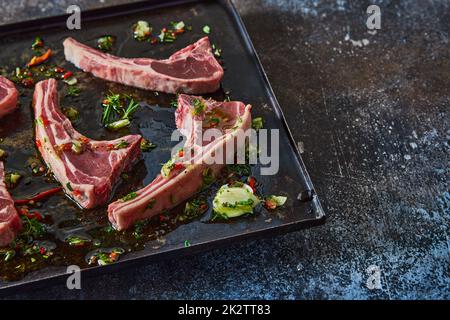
(1, 0, 448, 299)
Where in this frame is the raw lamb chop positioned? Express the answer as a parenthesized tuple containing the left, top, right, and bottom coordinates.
(0, 76, 19, 119)
(108, 94, 252, 230)
(63, 37, 223, 94)
(0, 162, 22, 247)
(33, 79, 142, 209)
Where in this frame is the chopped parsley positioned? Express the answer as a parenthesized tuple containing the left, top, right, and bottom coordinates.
(161, 158, 175, 178)
(251, 117, 264, 131)
(192, 99, 206, 116)
(87, 248, 124, 266)
(65, 235, 91, 246)
(66, 182, 73, 191)
(5, 172, 21, 188)
(212, 43, 222, 57)
(227, 164, 251, 177)
(121, 191, 138, 202)
(170, 99, 178, 108)
(115, 140, 130, 149)
(21, 215, 46, 239)
(202, 25, 211, 34)
(66, 86, 81, 97)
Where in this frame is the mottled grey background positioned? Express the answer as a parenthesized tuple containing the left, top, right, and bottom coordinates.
(1, 0, 449, 299)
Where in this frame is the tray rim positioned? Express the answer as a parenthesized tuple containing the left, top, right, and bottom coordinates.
(0, 0, 326, 296)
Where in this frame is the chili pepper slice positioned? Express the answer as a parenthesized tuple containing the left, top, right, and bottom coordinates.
(14, 187, 63, 205)
(27, 48, 52, 67)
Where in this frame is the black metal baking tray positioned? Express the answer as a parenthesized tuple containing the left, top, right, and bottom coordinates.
(0, 0, 325, 295)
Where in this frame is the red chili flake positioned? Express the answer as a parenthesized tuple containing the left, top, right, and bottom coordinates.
(109, 252, 118, 261)
(18, 208, 44, 221)
(150, 38, 158, 45)
(41, 117, 50, 126)
(39, 247, 46, 254)
(62, 143, 72, 151)
(174, 163, 184, 170)
(35, 140, 42, 148)
(102, 99, 110, 105)
(106, 144, 114, 150)
(174, 28, 185, 35)
(264, 199, 277, 210)
(21, 78, 34, 88)
(54, 66, 65, 73)
(72, 190, 82, 197)
(178, 149, 184, 157)
(79, 136, 90, 144)
(63, 71, 73, 79)
(159, 215, 166, 222)
(31, 211, 44, 221)
(248, 177, 256, 193)
(162, 27, 167, 32)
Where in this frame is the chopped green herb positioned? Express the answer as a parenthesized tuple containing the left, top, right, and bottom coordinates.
(192, 98, 206, 116)
(21, 215, 46, 239)
(132, 220, 149, 239)
(184, 240, 191, 247)
(227, 164, 251, 177)
(66, 85, 81, 97)
(115, 140, 129, 149)
(66, 235, 91, 246)
(66, 182, 73, 191)
(252, 117, 264, 131)
(121, 191, 138, 202)
(101, 92, 140, 130)
(147, 199, 156, 209)
(71, 141, 83, 154)
(88, 248, 124, 266)
(5, 172, 21, 188)
(161, 158, 175, 178)
(170, 99, 178, 108)
(31, 36, 44, 50)
(170, 21, 185, 30)
(158, 29, 176, 43)
(140, 138, 156, 152)
(97, 35, 115, 51)
(63, 107, 79, 121)
(103, 224, 115, 233)
(3, 250, 15, 262)
(183, 198, 208, 220)
(202, 25, 211, 34)
(212, 43, 222, 57)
